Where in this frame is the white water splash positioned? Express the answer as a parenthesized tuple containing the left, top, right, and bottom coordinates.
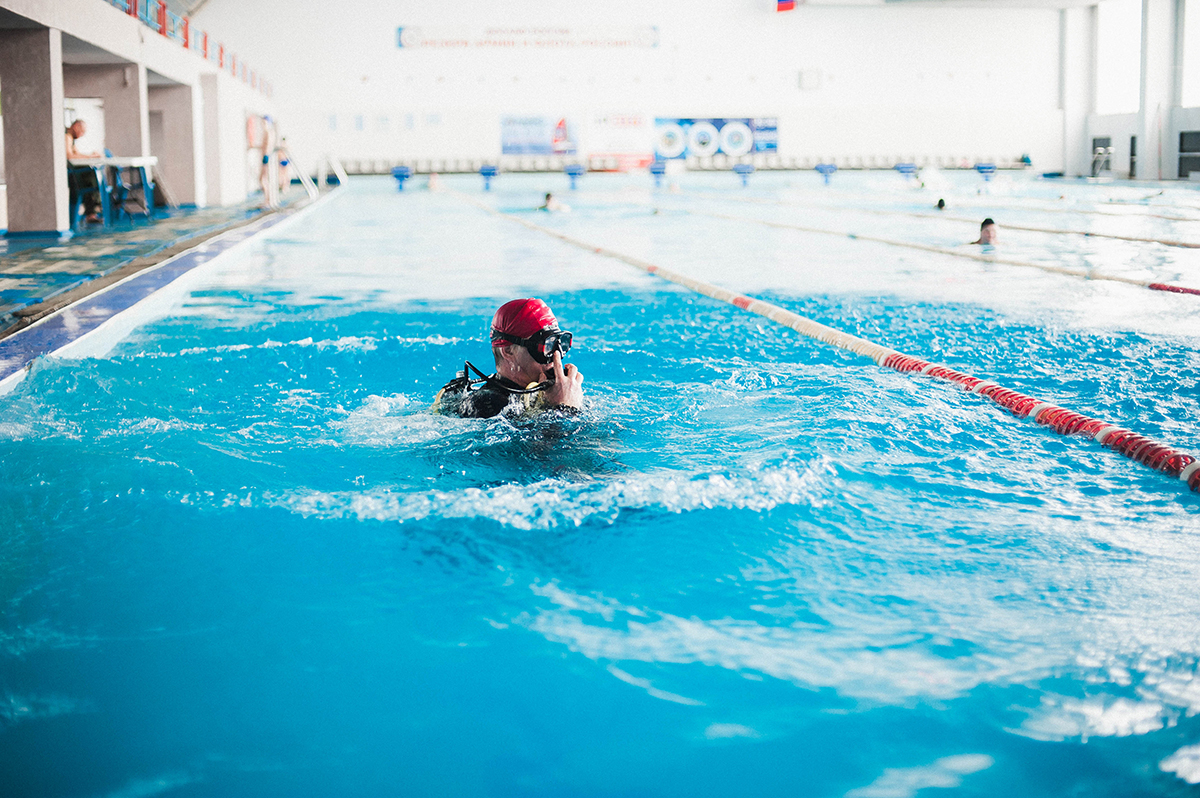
(1012, 694, 1169, 742)
(846, 754, 993, 798)
(99, 771, 196, 798)
(704, 723, 760, 740)
(1161, 743, 1200, 784)
(606, 665, 704, 706)
(280, 463, 829, 530)
(333, 393, 452, 446)
(0, 692, 87, 728)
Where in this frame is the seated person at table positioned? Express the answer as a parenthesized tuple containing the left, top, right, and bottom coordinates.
(433, 298, 584, 419)
(65, 120, 102, 222)
(65, 120, 99, 160)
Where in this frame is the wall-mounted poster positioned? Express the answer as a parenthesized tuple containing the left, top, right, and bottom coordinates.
(654, 118, 778, 159)
(586, 113, 654, 170)
(501, 116, 577, 155)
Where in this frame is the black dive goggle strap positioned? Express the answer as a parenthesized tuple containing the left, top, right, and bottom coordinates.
(457, 360, 550, 395)
(491, 328, 573, 365)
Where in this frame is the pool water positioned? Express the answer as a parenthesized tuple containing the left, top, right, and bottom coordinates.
(2, 172, 1199, 797)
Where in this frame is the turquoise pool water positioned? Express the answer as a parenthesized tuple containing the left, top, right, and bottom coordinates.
(2, 172, 1199, 796)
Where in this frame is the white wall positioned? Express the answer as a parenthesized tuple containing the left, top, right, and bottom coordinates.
(1183, 0, 1200, 108)
(193, 0, 1068, 172)
(1095, 0, 1141, 115)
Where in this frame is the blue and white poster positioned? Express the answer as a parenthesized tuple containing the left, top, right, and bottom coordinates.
(501, 116, 578, 155)
(653, 118, 778, 159)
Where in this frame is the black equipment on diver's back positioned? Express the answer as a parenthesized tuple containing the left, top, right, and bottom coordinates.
(433, 360, 551, 419)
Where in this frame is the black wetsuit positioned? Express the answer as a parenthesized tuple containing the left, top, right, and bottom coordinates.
(435, 372, 529, 419)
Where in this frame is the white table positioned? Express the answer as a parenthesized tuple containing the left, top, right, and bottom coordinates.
(68, 156, 158, 227)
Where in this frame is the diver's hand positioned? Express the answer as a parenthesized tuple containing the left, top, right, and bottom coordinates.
(544, 351, 584, 409)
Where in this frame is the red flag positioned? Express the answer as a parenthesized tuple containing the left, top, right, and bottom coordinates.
(777, 0, 795, 10)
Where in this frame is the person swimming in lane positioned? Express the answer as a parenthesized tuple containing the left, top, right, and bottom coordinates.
(971, 217, 997, 245)
(538, 193, 569, 212)
(433, 298, 584, 419)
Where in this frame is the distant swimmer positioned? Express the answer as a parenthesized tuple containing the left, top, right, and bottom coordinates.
(432, 298, 584, 419)
(538, 192, 569, 212)
(971, 217, 997, 245)
(936, 198, 946, 211)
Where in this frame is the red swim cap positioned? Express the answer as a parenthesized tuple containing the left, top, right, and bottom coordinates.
(490, 298, 558, 345)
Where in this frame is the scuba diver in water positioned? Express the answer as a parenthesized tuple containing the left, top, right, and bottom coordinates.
(433, 298, 584, 418)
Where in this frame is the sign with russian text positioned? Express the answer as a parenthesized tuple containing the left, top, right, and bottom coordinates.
(501, 116, 578, 155)
(586, 113, 654, 170)
(399, 26, 659, 49)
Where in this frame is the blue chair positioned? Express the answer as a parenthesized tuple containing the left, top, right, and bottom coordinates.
(111, 166, 153, 221)
(564, 163, 585, 190)
(480, 164, 499, 191)
(649, 160, 667, 188)
(392, 166, 413, 190)
(733, 163, 755, 187)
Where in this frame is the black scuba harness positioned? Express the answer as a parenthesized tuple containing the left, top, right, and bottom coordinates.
(450, 360, 551, 397)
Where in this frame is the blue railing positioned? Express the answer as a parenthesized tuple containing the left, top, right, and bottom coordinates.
(166, 11, 187, 45)
(101, 0, 271, 97)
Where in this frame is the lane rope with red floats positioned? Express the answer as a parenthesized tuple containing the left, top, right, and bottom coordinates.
(688, 190, 1200, 250)
(755, 185, 1200, 224)
(446, 188, 1200, 493)
(686, 209, 1200, 297)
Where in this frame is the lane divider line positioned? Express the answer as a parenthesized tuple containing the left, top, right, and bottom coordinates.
(689, 191, 1200, 249)
(446, 188, 1200, 493)
(688, 209, 1200, 297)
(779, 184, 1200, 224)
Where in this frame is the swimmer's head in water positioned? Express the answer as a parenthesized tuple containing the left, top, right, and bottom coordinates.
(490, 298, 573, 365)
(978, 217, 997, 245)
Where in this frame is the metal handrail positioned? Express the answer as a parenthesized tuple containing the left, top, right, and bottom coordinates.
(328, 155, 349, 186)
(281, 149, 319, 201)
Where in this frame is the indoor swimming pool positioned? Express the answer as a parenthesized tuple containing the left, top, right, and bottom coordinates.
(2, 171, 1199, 796)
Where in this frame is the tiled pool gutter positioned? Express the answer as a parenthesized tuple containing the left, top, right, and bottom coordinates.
(0, 190, 338, 394)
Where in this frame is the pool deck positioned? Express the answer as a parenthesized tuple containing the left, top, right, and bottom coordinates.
(0, 190, 312, 340)
(0, 187, 326, 389)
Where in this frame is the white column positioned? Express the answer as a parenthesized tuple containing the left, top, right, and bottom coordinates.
(148, 83, 203, 205)
(1060, 6, 1098, 178)
(0, 27, 69, 236)
(1138, 0, 1182, 179)
(201, 74, 222, 207)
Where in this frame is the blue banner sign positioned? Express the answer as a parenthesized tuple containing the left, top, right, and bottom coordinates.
(653, 118, 778, 160)
(501, 116, 577, 156)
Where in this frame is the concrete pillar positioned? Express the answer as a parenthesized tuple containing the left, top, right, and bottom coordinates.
(201, 73, 221, 207)
(1137, 0, 1182, 179)
(1059, 6, 1097, 178)
(148, 83, 202, 205)
(62, 63, 150, 157)
(201, 73, 254, 207)
(0, 27, 69, 236)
